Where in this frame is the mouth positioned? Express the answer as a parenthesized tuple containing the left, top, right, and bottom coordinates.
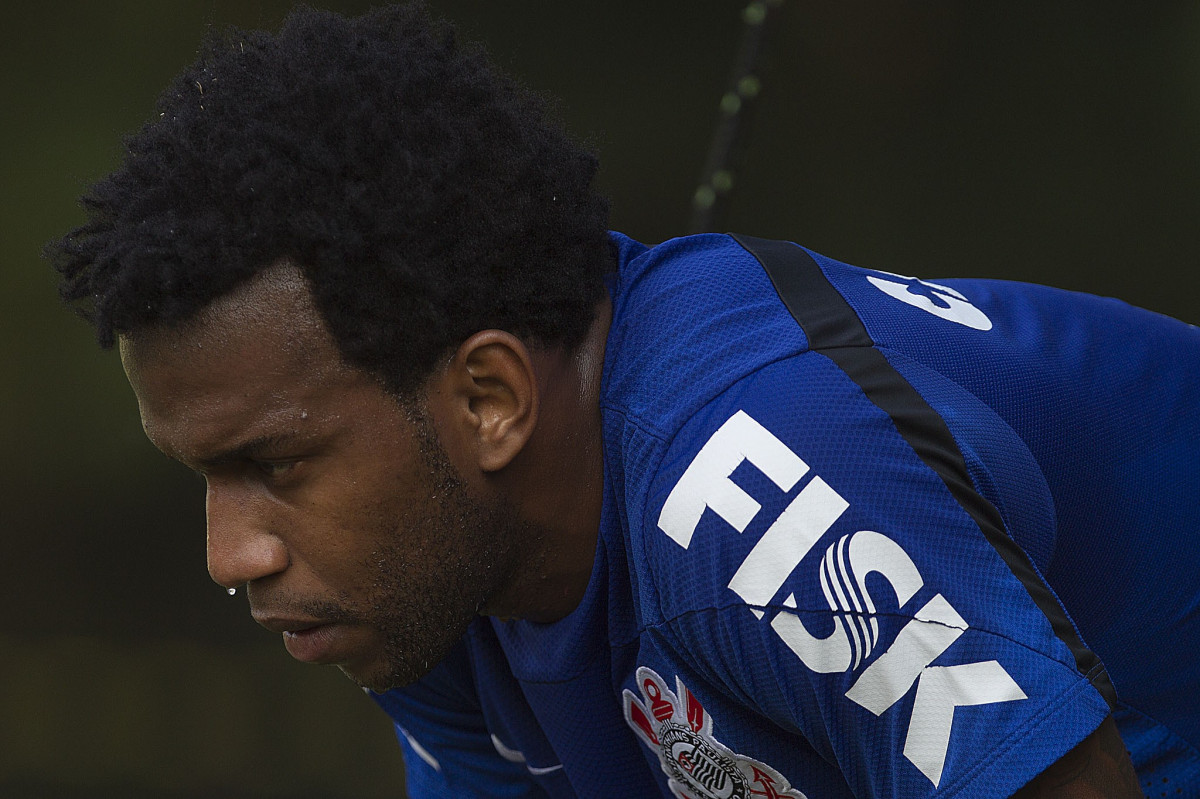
(281, 624, 343, 663)
(252, 613, 348, 664)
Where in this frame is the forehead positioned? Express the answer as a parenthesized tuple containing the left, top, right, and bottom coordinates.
(121, 261, 325, 369)
(118, 262, 351, 456)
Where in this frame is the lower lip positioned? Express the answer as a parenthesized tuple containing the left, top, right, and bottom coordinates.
(283, 624, 345, 663)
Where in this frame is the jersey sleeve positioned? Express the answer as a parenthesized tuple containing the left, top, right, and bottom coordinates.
(634, 352, 1114, 798)
(371, 637, 550, 799)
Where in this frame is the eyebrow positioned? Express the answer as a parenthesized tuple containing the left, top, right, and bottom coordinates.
(194, 433, 301, 471)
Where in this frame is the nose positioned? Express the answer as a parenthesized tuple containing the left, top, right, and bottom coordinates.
(205, 480, 289, 589)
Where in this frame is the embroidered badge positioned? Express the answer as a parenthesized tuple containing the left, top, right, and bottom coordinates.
(623, 666, 807, 799)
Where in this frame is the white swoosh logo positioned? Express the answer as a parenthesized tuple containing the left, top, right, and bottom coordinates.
(490, 734, 564, 775)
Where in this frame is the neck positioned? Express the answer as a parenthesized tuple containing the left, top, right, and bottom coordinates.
(485, 296, 612, 623)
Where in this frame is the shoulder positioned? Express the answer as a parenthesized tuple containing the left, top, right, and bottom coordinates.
(602, 233, 808, 436)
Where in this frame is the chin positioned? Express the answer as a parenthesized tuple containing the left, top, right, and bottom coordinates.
(337, 654, 429, 693)
(339, 663, 395, 693)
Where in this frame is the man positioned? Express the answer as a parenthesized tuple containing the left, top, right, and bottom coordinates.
(48, 5, 1197, 798)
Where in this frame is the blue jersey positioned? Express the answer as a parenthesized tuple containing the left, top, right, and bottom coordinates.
(373, 233, 1200, 798)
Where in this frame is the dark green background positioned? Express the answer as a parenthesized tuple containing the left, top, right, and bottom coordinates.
(3, 2, 1198, 796)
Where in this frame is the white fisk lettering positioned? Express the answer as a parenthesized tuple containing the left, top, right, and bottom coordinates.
(727, 476, 848, 616)
(771, 530, 926, 674)
(845, 593, 967, 714)
(904, 661, 1027, 785)
(658, 410, 810, 548)
(658, 410, 1027, 787)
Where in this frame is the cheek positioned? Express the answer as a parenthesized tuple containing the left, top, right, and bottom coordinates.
(289, 465, 425, 570)
(289, 411, 460, 582)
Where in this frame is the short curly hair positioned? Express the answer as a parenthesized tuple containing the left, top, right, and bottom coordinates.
(48, 3, 613, 396)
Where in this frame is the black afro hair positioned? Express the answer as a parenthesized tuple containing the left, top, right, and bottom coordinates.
(48, 3, 613, 396)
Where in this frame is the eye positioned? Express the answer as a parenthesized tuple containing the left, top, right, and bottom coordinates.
(254, 460, 298, 479)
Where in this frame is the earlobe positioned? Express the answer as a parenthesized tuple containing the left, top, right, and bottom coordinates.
(450, 330, 539, 473)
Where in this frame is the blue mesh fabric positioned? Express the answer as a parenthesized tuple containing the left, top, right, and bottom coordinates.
(814, 249, 1200, 752)
(372, 234, 1200, 797)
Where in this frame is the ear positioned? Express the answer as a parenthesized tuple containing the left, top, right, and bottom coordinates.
(440, 330, 539, 473)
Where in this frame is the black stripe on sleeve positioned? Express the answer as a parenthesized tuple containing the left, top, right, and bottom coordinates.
(730, 233, 1118, 709)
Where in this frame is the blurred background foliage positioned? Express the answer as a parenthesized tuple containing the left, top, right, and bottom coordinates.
(3, 1, 1198, 796)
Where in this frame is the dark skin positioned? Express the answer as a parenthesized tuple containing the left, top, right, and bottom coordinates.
(119, 260, 1140, 795)
(120, 261, 609, 690)
(1012, 717, 1142, 797)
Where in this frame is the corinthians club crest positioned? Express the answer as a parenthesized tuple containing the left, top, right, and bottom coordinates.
(623, 667, 807, 799)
